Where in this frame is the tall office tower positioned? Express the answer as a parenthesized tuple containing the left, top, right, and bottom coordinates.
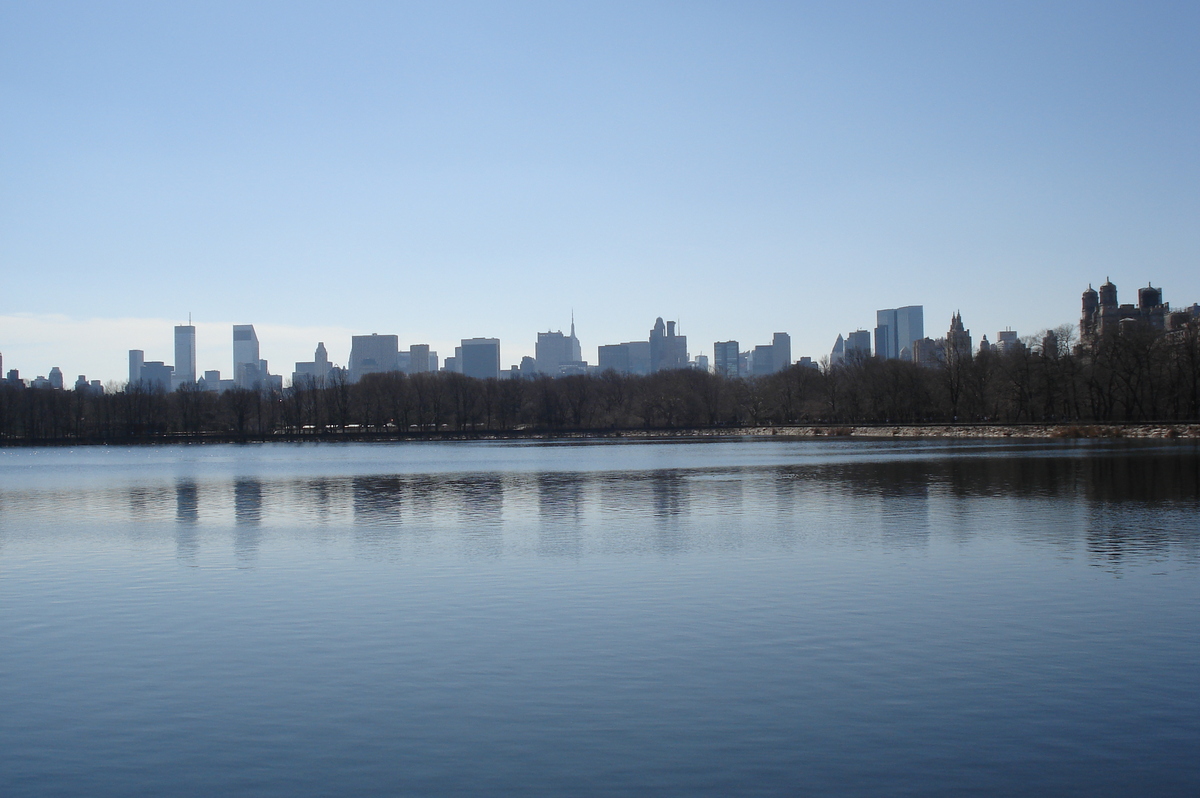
(568, 316, 582, 363)
(48, 367, 64, 390)
(597, 344, 628, 374)
(597, 341, 651, 375)
(140, 361, 173, 391)
(535, 317, 584, 376)
(830, 335, 845, 367)
(348, 334, 399, 383)
(129, 350, 145, 387)
(292, 342, 334, 386)
(536, 330, 573, 374)
(896, 307, 924, 360)
(751, 345, 775, 376)
(772, 332, 792, 371)
(874, 320, 890, 359)
(875, 306, 924, 360)
(846, 329, 872, 357)
(409, 344, 431, 374)
(460, 338, 501, 380)
(649, 318, 688, 372)
(233, 325, 260, 389)
(714, 341, 741, 377)
(173, 325, 196, 388)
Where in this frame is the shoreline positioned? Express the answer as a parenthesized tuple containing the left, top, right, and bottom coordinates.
(2, 422, 1199, 446)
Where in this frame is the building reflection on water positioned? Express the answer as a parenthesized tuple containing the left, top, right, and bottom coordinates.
(537, 473, 584, 558)
(174, 479, 199, 565)
(233, 478, 262, 567)
(1, 445, 1195, 568)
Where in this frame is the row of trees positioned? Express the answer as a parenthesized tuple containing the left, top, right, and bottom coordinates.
(2, 324, 1198, 442)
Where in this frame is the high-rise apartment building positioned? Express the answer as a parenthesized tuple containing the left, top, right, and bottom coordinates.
(348, 334, 399, 383)
(1080, 279, 1173, 343)
(173, 325, 196, 388)
(947, 313, 972, 364)
(460, 338, 501, 380)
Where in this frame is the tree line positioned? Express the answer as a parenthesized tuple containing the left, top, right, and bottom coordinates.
(2, 324, 1198, 442)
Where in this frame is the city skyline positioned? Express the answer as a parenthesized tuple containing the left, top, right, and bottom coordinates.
(17, 272, 1199, 390)
(2, 3, 1198, 383)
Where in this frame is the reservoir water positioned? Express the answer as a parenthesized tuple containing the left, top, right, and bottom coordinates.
(1, 438, 1198, 796)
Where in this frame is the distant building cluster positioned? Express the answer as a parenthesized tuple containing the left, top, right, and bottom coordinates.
(2, 354, 101, 394)
(829, 305, 927, 365)
(1079, 279, 1200, 343)
(5, 280, 1199, 393)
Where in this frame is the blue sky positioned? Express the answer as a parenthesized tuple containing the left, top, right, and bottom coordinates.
(2, 1, 1197, 383)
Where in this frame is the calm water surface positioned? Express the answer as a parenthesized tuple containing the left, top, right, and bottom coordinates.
(1, 438, 1198, 796)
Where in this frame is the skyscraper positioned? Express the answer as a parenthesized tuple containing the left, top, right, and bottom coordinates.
(233, 325, 260, 389)
(772, 332, 791, 371)
(535, 317, 584, 376)
(348, 334, 399, 383)
(460, 338, 501, 380)
(409, 344, 431, 374)
(947, 312, 972, 364)
(830, 334, 845, 367)
(173, 324, 196, 388)
(293, 341, 333, 387)
(649, 318, 687, 372)
(847, 329, 872, 357)
(128, 349, 144, 387)
(751, 345, 776, 376)
(714, 341, 740, 377)
(536, 333, 572, 374)
(597, 341, 651, 375)
(875, 306, 924, 360)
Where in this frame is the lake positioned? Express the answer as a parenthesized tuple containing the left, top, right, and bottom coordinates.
(1, 438, 1197, 796)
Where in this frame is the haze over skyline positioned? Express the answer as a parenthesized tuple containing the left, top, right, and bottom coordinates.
(2, 1, 1198, 383)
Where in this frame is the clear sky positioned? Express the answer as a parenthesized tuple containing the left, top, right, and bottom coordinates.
(2, 1, 1197, 384)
